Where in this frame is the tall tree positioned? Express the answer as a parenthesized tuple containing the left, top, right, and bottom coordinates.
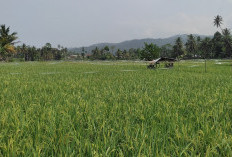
(116, 49, 123, 60)
(81, 47, 86, 59)
(92, 47, 101, 60)
(140, 43, 160, 61)
(21, 43, 29, 61)
(213, 15, 232, 71)
(173, 37, 184, 70)
(196, 36, 202, 57)
(42, 43, 53, 60)
(222, 28, 232, 58)
(160, 44, 172, 58)
(212, 32, 223, 58)
(200, 37, 213, 72)
(214, 15, 223, 30)
(185, 34, 197, 58)
(0, 25, 18, 61)
(173, 37, 184, 59)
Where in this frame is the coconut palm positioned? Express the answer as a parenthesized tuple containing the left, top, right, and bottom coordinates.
(0, 25, 18, 46)
(213, 15, 232, 69)
(214, 15, 223, 30)
(200, 37, 212, 72)
(222, 28, 232, 54)
(185, 34, 197, 58)
(20, 43, 29, 61)
(173, 37, 184, 70)
(222, 28, 232, 70)
(222, 28, 231, 36)
(174, 37, 184, 57)
(0, 25, 18, 61)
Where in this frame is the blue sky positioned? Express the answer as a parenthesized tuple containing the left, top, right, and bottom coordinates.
(1, 0, 232, 47)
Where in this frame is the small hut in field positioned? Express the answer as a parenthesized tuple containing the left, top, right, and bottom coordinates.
(147, 57, 176, 69)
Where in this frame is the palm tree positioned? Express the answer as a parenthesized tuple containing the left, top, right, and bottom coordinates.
(175, 37, 184, 56)
(41, 43, 52, 60)
(185, 34, 197, 58)
(0, 25, 18, 61)
(173, 37, 184, 70)
(196, 36, 202, 57)
(0, 25, 18, 46)
(222, 28, 232, 56)
(222, 28, 230, 36)
(81, 47, 86, 59)
(200, 37, 212, 72)
(222, 28, 232, 71)
(214, 15, 223, 30)
(213, 15, 232, 70)
(21, 43, 28, 61)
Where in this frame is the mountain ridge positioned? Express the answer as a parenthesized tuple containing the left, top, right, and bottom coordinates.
(69, 34, 210, 53)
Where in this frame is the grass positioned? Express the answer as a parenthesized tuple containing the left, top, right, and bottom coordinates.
(0, 60, 232, 156)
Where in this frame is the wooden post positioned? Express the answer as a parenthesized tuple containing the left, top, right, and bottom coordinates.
(205, 58, 207, 73)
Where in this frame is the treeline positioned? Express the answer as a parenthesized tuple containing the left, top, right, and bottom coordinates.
(168, 15, 232, 60)
(10, 31, 232, 62)
(0, 24, 68, 61)
(72, 46, 142, 60)
(73, 15, 232, 61)
(1, 15, 231, 62)
(73, 30, 232, 61)
(14, 43, 68, 61)
(161, 31, 232, 60)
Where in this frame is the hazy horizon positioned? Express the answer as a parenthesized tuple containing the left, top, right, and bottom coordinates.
(1, 0, 232, 48)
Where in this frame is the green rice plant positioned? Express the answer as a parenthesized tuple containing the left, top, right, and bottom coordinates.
(0, 60, 232, 156)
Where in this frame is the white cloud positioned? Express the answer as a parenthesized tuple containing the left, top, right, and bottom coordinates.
(128, 13, 217, 39)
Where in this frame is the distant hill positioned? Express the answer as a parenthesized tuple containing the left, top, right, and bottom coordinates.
(69, 34, 210, 54)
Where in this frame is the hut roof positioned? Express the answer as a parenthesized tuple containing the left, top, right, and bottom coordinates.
(150, 57, 176, 64)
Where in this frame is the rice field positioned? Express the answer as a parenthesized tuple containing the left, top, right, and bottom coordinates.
(0, 60, 232, 156)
